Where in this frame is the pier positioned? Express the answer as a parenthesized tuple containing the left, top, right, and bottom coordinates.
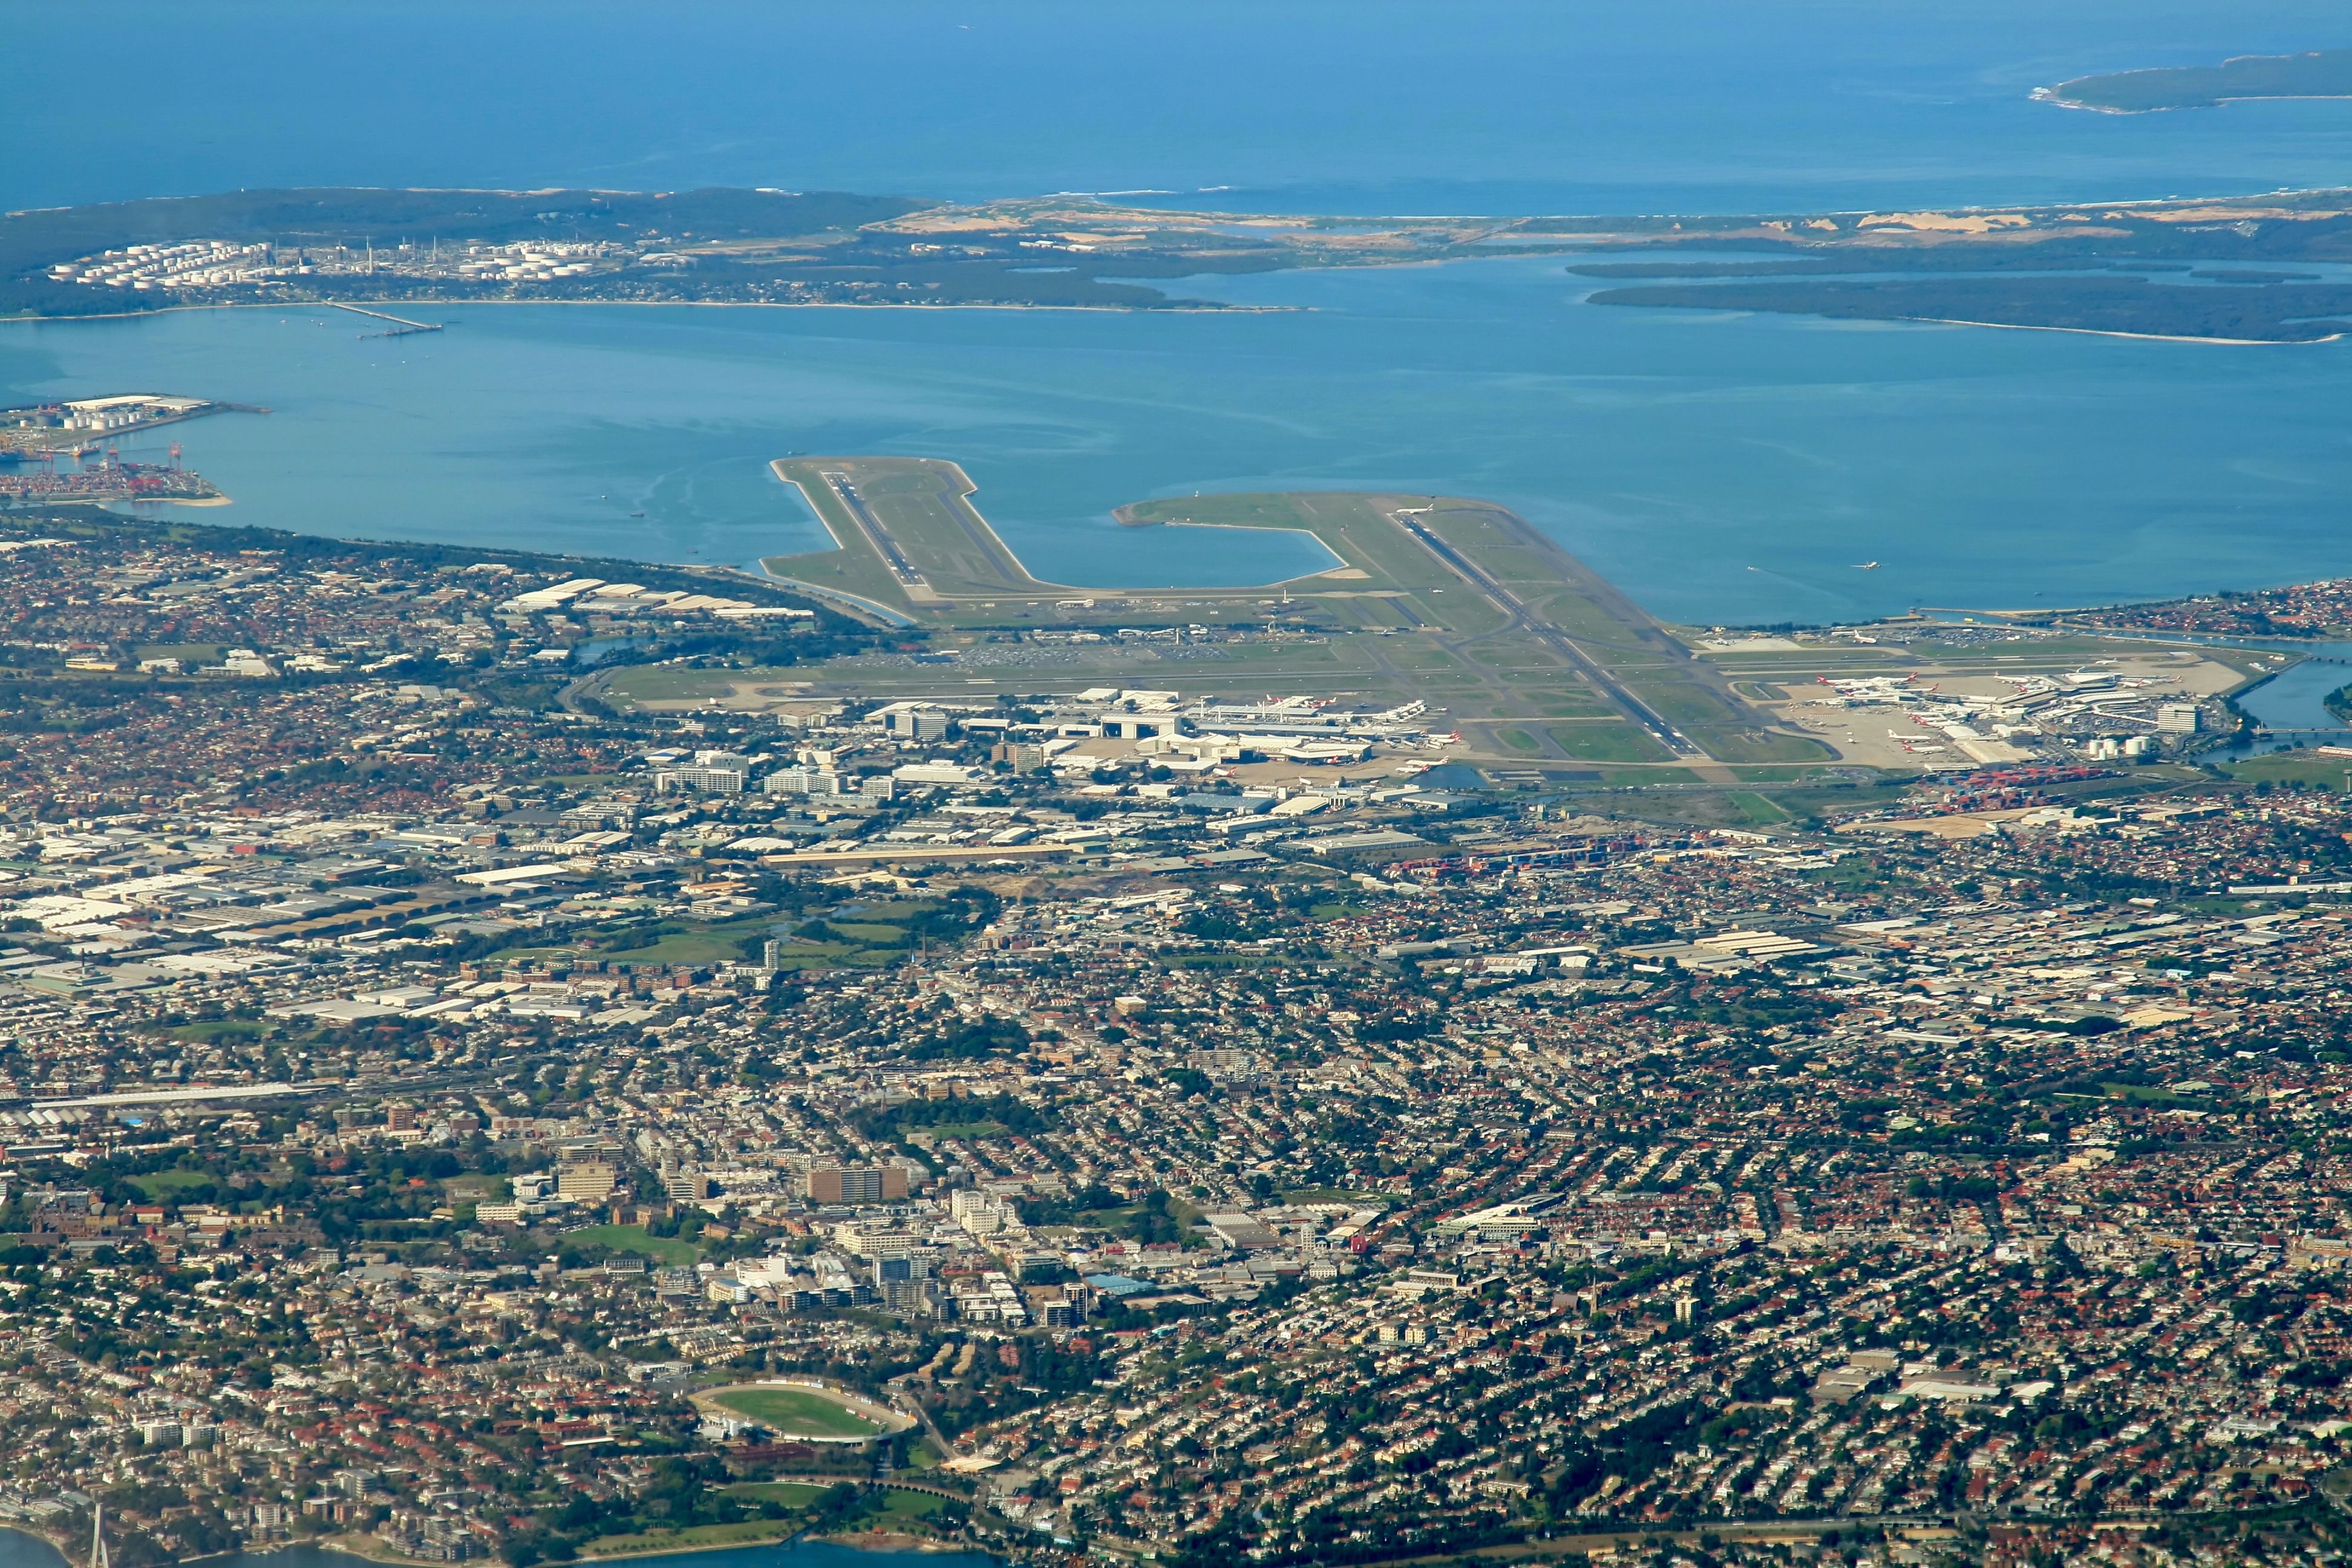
(327, 301, 446, 339)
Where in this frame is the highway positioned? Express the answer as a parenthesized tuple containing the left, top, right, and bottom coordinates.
(1386, 507, 1707, 761)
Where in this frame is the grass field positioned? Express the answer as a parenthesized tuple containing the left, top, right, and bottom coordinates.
(720, 1481, 833, 1508)
(578, 1521, 800, 1557)
(563, 1224, 700, 1266)
(1694, 728, 1838, 765)
(711, 1385, 891, 1439)
(869, 1491, 949, 1525)
(590, 921, 771, 966)
(1549, 722, 1674, 763)
(908, 1119, 1009, 1140)
(490, 914, 887, 973)
(706, 1481, 950, 1534)
(1122, 492, 1347, 534)
(129, 1169, 218, 1200)
(2226, 751, 2352, 790)
(161, 1018, 266, 1046)
(1725, 790, 1794, 825)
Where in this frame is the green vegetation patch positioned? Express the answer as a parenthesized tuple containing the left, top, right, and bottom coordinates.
(869, 1489, 949, 1524)
(520, 904, 958, 973)
(560, 1224, 700, 1266)
(1592, 765, 1700, 786)
(1549, 722, 1674, 763)
(1122, 494, 1321, 531)
(2048, 49, 2352, 113)
(711, 1385, 889, 1439)
(907, 1120, 1011, 1140)
(719, 1482, 832, 1508)
(600, 667, 744, 704)
(577, 918, 778, 967)
(1725, 791, 1793, 825)
(129, 1169, 220, 1200)
(578, 1521, 800, 1557)
(1691, 727, 1837, 765)
(2227, 751, 2352, 791)
(163, 1018, 266, 1045)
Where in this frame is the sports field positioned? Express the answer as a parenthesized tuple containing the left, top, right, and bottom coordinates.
(708, 1383, 900, 1440)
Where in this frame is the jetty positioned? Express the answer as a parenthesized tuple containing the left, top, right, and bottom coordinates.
(327, 301, 446, 339)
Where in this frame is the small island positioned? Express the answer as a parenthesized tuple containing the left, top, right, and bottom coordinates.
(2038, 48, 2352, 113)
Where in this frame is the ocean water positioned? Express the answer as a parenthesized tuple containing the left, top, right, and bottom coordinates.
(14, 0, 2352, 217)
(8, 0, 2352, 622)
(8, 254, 2352, 625)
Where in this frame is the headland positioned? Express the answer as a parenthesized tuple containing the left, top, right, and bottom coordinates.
(2037, 48, 2352, 114)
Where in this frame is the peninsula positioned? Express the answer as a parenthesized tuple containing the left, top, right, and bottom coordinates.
(0, 186, 1575, 320)
(18, 183, 2352, 341)
(2037, 47, 2352, 113)
(1566, 186, 2352, 342)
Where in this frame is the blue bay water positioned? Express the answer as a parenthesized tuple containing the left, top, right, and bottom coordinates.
(8, 0, 2352, 622)
(7, 256, 2352, 625)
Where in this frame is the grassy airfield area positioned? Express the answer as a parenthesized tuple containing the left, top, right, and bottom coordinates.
(749, 461, 1820, 771)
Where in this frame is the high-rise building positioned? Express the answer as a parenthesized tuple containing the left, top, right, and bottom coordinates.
(654, 765, 745, 794)
(763, 766, 840, 797)
(808, 1163, 907, 1204)
(557, 1160, 618, 1202)
(883, 709, 951, 740)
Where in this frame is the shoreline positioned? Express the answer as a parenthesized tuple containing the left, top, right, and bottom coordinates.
(770, 459, 1356, 604)
(1891, 313, 2341, 346)
(576, 1528, 971, 1563)
(0, 1524, 986, 1568)
(24, 281, 2344, 351)
(17, 174, 2352, 335)
(0, 298, 1298, 329)
(2034, 83, 2352, 117)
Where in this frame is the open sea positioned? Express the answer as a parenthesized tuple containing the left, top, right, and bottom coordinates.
(8, 0, 2352, 622)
